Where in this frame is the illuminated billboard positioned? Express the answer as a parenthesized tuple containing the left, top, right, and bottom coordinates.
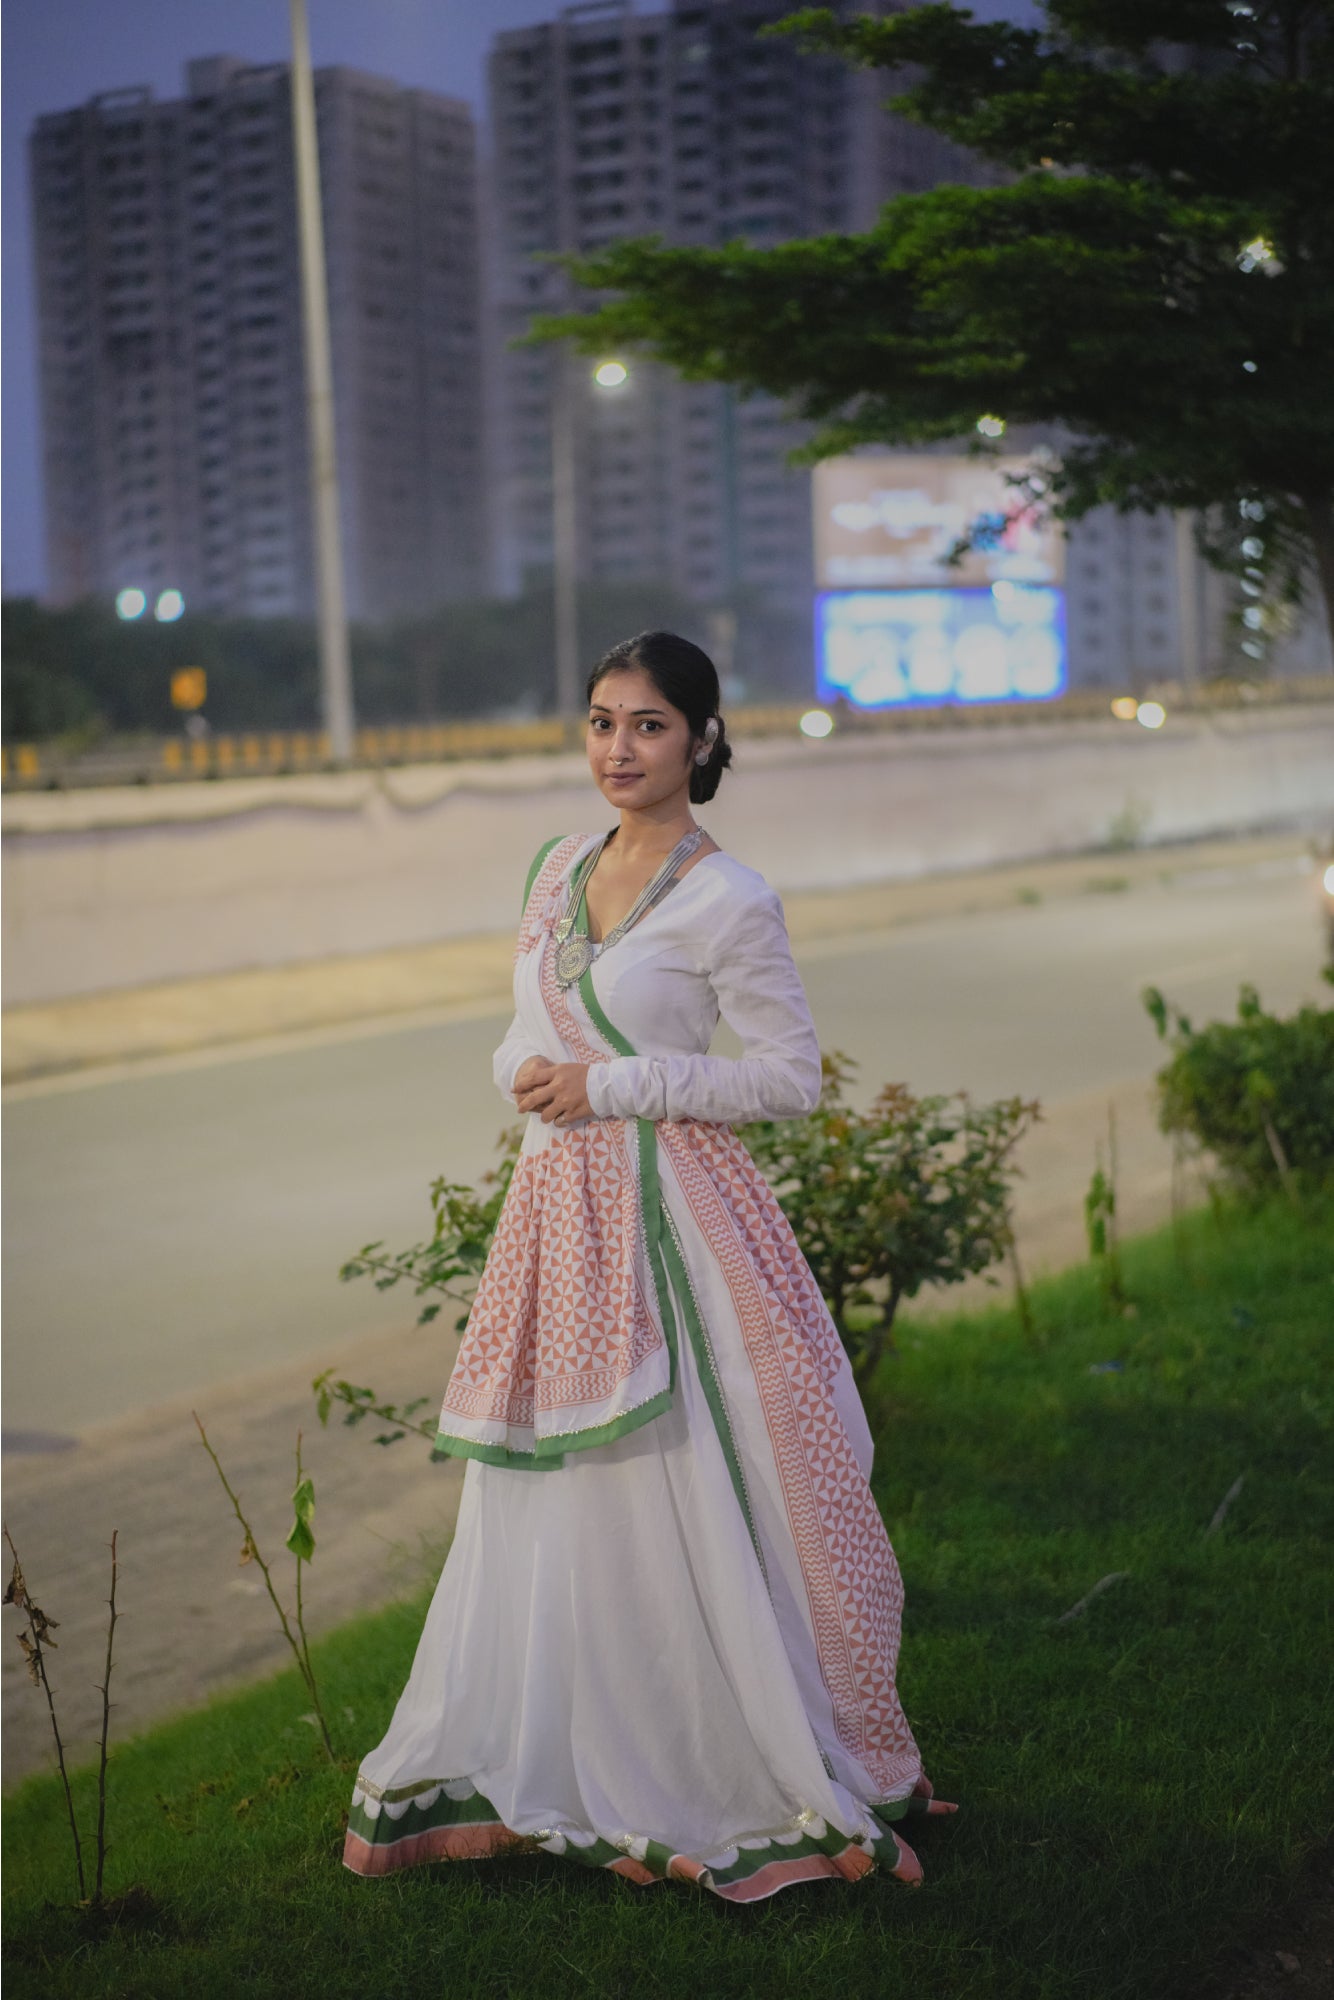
(816, 585, 1067, 708)
(813, 453, 1065, 591)
(812, 452, 1067, 706)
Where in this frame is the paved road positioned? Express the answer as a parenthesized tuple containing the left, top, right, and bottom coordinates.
(4, 846, 1323, 1441)
(3, 841, 1327, 1785)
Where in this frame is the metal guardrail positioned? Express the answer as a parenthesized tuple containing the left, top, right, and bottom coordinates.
(3, 679, 1331, 792)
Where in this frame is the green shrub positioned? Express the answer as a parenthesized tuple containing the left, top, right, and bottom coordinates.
(740, 1053, 1038, 1382)
(1143, 982, 1334, 1197)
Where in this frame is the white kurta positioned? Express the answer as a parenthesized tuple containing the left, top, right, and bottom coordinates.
(344, 836, 950, 1902)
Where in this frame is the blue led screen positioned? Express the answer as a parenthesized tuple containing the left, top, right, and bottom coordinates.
(815, 585, 1067, 708)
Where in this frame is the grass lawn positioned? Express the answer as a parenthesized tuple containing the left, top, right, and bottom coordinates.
(4, 1196, 1332, 2000)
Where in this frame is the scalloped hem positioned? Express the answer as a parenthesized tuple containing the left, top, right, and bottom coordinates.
(342, 1776, 955, 1903)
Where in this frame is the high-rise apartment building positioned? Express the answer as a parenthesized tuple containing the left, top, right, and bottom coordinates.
(488, 0, 991, 631)
(31, 56, 485, 622)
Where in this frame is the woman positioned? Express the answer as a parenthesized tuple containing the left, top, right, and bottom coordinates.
(343, 631, 953, 1903)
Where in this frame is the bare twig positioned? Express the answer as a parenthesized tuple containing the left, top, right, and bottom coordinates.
(192, 1413, 333, 1760)
(1205, 1473, 1245, 1537)
(1056, 1571, 1131, 1624)
(93, 1529, 119, 1905)
(3, 1524, 86, 1901)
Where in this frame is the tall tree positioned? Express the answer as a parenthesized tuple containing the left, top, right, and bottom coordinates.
(537, 3, 1334, 654)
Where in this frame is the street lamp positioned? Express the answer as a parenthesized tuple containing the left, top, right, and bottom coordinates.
(552, 356, 633, 721)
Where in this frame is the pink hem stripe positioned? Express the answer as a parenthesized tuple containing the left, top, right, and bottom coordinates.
(712, 1853, 846, 1901)
(343, 1820, 520, 1876)
(608, 1856, 658, 1885)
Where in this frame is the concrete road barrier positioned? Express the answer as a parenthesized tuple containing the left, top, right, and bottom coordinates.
(4, 705, 1332, 1005)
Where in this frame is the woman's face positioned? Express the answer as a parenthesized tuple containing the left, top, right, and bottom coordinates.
(587, 666, 696, 812)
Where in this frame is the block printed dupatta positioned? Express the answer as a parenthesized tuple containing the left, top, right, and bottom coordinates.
(433, 834, 929, 1806)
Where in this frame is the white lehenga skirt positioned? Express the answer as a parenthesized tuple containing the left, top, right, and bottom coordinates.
(344, 1159, 951, 1903)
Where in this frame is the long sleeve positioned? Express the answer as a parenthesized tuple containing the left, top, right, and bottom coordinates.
(584, 885, 821, 1125)
(493, 1014, 547, 1103)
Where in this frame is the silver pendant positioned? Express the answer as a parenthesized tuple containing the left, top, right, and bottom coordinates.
(555, 932, 596, 987)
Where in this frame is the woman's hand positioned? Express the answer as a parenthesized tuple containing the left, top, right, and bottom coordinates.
(513, 1058, 595, 1126)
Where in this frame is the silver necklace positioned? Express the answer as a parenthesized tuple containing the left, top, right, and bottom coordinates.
(553, 827, 706, 988)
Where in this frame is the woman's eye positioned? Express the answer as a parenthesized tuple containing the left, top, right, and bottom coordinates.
(639, 720, 661, 733)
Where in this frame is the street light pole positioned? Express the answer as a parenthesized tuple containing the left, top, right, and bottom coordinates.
(550, 353, 631, 722)
(551, 346, 581, 723)
(289, 0, 355, 763)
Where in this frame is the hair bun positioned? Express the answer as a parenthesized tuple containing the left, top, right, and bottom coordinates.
(690, 712, 731, 805)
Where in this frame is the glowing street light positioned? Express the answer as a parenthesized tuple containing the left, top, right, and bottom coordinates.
(1136, 701, 1167, 730)
(1110, 696, 1138, 721)
(552, 360, 635, 718)
(800, 709, 834, 739)
(155, 589, 185, 623)
(976, 414, 1006, 438)
(116, 587, 147, 620)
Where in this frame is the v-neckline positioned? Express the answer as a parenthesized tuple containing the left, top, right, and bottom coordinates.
(578, 843, 724, 945)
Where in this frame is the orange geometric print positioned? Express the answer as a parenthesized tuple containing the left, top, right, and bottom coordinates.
(441, 835, 663, 1439)
(440, 1119, 662, 1430)
(487, 832, 920, 1795)
(658, 1120, 921, 1796)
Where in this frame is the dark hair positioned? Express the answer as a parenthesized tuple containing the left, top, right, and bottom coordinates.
(585, 629, 733, 805)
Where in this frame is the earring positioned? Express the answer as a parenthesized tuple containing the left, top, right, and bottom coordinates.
(694, 748, 711, 765)
(695, 716, 719, 765)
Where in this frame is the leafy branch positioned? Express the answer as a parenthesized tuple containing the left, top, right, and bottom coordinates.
(338, 1130, 523, 1335)
(312, 1374, 435, 1448)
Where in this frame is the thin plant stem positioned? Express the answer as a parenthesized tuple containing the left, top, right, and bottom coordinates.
(2, 1524, 86, 1902)
(1004, 1204, 1035, 1339)
(290, 1433, 332, 1759)
(192, 1412, 332, 1759)
(1261, 1112, 1301, 1210)
(1170, 1133, 1188, 1267)
(1107, 1101, 1124, 1302)
(94, 1529, 119, 1905)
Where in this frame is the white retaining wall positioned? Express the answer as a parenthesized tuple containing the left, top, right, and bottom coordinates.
(4, 706, 1332, 1005)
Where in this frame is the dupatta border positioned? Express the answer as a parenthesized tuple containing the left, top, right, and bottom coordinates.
(575, 946, 766, 1575)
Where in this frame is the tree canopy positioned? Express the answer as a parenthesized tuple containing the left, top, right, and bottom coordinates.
(536, 2, 1334, 650)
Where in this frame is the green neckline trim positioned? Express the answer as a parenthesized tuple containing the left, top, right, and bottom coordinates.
(658, 1206, 767, 1578)
(573, 934, 764, 1567)
(522, 834, 566, 914)
(577, 935, 678, 1394)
